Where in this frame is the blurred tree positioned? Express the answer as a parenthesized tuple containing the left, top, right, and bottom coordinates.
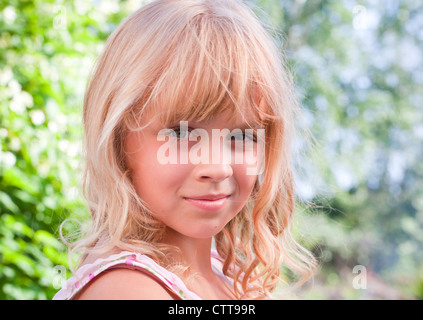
(253, 0, 423, 299)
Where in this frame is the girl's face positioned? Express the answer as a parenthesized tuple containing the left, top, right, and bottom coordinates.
(124, 109, 264, 240)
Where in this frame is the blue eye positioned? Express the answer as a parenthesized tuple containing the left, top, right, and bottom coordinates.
(231, 132, 257, 142)
(164, 127, 258, 142)
(165, 127, 191, 139)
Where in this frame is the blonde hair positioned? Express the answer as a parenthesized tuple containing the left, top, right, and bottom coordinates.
(67, 0, 317, 299)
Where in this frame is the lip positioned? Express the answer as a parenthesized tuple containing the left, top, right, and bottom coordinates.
(184, 194, 230, 212)
(186, 193, 230, 201)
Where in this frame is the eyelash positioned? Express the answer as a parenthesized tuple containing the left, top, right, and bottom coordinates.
(165, 127, 258, 142)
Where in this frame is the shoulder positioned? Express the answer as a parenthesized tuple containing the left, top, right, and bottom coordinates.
(74, 268, 176, 300)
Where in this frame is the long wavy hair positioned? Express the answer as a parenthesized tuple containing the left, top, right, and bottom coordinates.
(65, 0, 317, 299)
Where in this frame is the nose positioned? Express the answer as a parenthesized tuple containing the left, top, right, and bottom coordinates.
(193, 163, 233, 182)
(189, 128, 234, 182)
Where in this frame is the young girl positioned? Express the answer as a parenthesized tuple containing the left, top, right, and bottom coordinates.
(54, 0, 316, 300)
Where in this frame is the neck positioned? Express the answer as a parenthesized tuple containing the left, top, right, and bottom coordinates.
(162, 228, 215, 279)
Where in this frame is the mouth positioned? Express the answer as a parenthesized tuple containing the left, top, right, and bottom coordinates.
(186, 193, 230, 201)
(183, 194, 230, 212)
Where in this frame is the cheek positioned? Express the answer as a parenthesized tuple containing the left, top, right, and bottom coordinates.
(125, 135, 189, 209)
(233, 164, 258, 199)
(233, 138, 265, 178)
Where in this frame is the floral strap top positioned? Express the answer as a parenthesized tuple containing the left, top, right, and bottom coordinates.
(53, 250, 229, 300)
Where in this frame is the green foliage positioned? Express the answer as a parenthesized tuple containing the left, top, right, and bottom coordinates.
(0, 0, 137, 299)
(268, 0, 423, 299)
(1, 0, 422, 299)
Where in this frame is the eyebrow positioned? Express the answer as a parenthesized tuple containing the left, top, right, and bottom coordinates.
(232, 119, 265, 130)
(188, 117, 262, 126)
(236, 122, 262, 129)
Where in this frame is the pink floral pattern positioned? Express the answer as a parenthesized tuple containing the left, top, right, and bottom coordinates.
(53, 251, 227, 300)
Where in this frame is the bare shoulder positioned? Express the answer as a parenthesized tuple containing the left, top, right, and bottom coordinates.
(74, 268, 175, 300)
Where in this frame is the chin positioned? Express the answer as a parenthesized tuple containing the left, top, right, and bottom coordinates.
(183, 224, 225, 239)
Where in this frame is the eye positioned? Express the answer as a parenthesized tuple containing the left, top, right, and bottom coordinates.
(165, 126, 192, 139)
(230, 131, 257, 143)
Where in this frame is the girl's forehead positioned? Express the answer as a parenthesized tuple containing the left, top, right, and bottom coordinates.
(152, 106, 263, 129)
(194, 109, 262, 128)
(130, 84, 269, 131)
